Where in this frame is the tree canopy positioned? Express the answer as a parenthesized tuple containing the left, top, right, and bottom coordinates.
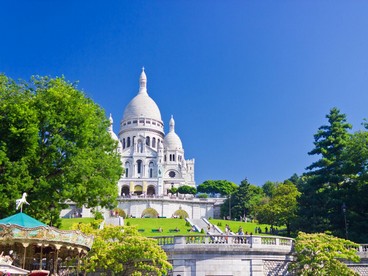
(197, 180, 238, 196)
(0, 75, 122, 225)
(289, 232, 360, 276)
(177, 185, 196, 195)
(296, 107, 368, 241)
(76, 223, 172, 275)
(222, 178, 264, 220)
(257, 180, 300, 235)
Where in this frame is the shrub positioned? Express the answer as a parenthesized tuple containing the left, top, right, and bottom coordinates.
(93, 211, 104, 220)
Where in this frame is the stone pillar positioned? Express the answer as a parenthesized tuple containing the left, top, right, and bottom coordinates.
(130, 181, 134, 194)
(143, 181, 147, 194)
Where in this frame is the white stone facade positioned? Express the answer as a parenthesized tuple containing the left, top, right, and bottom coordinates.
(110, 68, 195, 197)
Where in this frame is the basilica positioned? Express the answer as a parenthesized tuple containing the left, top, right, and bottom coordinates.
(109, 68, 195, 197)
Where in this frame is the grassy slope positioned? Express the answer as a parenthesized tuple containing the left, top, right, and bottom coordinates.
(60, 217, 281, 237)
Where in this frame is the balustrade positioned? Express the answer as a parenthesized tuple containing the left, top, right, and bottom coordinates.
(154, 234, 293, 249)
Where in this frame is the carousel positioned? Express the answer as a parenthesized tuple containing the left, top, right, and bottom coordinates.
(0, 194, 93, 275)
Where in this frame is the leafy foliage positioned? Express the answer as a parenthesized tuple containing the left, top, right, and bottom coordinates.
(257, 180, 300, 235)
(177, 185, 196, 195)
(289, 232, 360, 276)
(197, 180, 238, 196)
(222, 179, 264, 220)
(0, 74, 122, 225)
(296, 107, 368, 241)
(77, 224, 172, 275)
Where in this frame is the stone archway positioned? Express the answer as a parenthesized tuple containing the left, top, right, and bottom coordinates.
(141, 208, 159, 218)
(173, 209, 189, 219)
(147, 185, 156, 195)
(121, 185, 130, 196)
(134, 185, 143, 195)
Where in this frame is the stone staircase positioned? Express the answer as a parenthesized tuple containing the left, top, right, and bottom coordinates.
(190, 218, 223, 235)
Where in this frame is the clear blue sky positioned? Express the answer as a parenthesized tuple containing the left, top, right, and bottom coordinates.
(1, 1, 368, 186)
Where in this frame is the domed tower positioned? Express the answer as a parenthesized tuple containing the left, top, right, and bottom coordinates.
(116, 68, 195, 197)
(108, 113, 122, 154)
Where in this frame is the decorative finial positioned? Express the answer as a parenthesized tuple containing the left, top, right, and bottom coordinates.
(16, 192, 30, 213)
(139, 67, 147, 94)
(169, 115, 175, 132)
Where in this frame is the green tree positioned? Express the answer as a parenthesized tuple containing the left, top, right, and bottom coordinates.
(339, 127, 368, 242)
(0, 75, 122, 225)
(77, 223, 172, 275)
(298, 107, 352, 234)
(257, 180, 300, 236)
(289, 232, 360, 276)
(221, 179, 263, 220)
(177, 185, 196, 195)
(197, 180, 237, 197)
(262, 181, 278, 197)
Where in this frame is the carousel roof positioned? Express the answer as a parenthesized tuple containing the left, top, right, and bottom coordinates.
(0, 213, 47, 228)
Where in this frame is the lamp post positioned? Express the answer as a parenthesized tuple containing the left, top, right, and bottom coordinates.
(342, 202, 348, 240)
(228, 194, 231, 220)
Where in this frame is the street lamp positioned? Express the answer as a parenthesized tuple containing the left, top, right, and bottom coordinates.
(228, 194, 231, 220)
(342, 202, 348, 240)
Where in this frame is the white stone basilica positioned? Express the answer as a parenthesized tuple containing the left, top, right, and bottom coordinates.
(109, 68, 195, 197)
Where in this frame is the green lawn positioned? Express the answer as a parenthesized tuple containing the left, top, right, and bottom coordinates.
(60, 217, 95, 230)
(60, 217, 283, 237)
(208, 219, 275, 235)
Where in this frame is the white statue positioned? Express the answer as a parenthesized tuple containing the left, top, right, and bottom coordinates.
(15, 192, 30, 212)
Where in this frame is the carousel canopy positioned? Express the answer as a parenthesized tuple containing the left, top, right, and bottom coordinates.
(0, 213, 47, 228)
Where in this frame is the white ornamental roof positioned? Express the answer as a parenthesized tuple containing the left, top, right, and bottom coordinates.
(164, 116, 183, 150)
(122, 68, 162, 122)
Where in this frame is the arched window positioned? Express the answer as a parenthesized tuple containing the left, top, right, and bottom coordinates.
(164, 155, 167, 162)
(121, 186, 130, 196)
(146, 136, 150, 146)
(152, 137, 156, 148)
(173, 154, 176, 161)
(147, 186, 155, 195)
(169, 154, 172, 161)
(125, 162, 130, 177)
(137, 160, 142, 174)
(149, 162, 154, 178)
(122, 138, 126, 149)
(127, 137, 131, 147)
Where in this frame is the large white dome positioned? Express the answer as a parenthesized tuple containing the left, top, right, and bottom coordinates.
(123, 93, 161, 121)
(122, 68, 162, 121)
(164, 116, 183, 150)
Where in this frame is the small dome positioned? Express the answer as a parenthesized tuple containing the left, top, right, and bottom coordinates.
(164, 116, 183, 150)
(109, 114, 123, 152)
(122, 68, 162, 121)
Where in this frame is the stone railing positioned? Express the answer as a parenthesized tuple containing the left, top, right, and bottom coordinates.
(155, 235, 368, 259)
(118, 195, 226, 203)
(354, 244, 368, 258)
(155, 234, 294, 250)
